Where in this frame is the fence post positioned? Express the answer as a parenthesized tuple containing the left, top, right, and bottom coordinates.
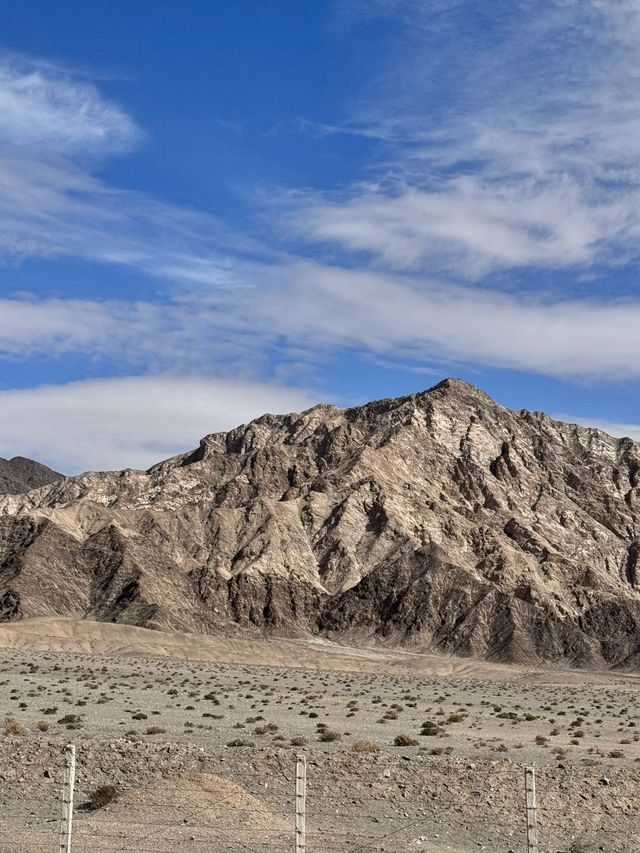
(59, 743, 76, 853)
(524, 766, 538, 853)
(295, 753, 306, 853)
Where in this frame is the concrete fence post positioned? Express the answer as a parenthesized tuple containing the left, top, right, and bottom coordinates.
(524, 766, 539, 853)
(295, 753, 306, 853)
(59, 743, 76, 853)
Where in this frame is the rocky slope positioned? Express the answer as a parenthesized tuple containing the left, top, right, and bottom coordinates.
(0, 457, 63, 495)
(1, 378, 639, 667)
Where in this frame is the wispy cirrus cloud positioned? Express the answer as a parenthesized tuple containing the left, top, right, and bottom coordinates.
(299, 1, 640, 280)
(0, 290, 274, 378)
(0, 55, 261, 287)
(251, 261, 640, 381)
(0, 55, 140, 154)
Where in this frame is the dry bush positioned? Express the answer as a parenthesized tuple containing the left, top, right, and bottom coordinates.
(394, 734, 418, 747)
(351, 740, 380, 753)
(4, 716, 28, 737)
(89, 785, 118, 810)
(318, 729, 342, 742)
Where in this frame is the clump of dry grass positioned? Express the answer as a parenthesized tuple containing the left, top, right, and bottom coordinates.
(4, 716, 28, 736)
(351, 740, 380, 753)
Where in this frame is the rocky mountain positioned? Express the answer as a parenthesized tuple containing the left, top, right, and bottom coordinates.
(1, 378, 639, 668)
(0, 457, 63, 495)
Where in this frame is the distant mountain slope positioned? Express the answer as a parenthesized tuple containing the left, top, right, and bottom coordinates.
(0, 457, 64, 495)
(0, 378, 639, 668)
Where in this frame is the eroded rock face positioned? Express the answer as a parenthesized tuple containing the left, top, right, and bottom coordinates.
(1, 377, 640, 667)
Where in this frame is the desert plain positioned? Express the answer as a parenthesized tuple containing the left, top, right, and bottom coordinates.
(0, 618, 637, 852)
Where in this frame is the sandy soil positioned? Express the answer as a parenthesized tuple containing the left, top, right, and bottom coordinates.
(0, 618, 638, 852)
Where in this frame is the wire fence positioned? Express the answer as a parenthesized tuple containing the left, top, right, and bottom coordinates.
(0, 743, 638, 852)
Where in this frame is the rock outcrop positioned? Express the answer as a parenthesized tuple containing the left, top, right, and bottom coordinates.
(1, 378, 640, 667)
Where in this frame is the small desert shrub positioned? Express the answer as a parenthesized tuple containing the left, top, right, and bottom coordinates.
(290, 736, 307, 747)
(429, 746, 454, 755)
(132, 712, 147, 720)
(89, 785, 118, 810)
(144, 726, 166, 735)
(4, 716, 28, 736)
(351, 740, 380, 753)
(36, 720, 50, 732)
(394, 734, 418, 747)
(58, 714, 82, 726)
(318, 729, 341, 742)
(420, 720, 441, 737)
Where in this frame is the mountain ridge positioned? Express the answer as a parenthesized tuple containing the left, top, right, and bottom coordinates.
(0, 377, 639, 669)
(0, 456, 64, 496)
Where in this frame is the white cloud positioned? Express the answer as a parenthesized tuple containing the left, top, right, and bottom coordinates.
(295, 179, 607, 277)
(0, 57, 139, 154)
(250, 261, 640, 380)
(0, 376, 317, 473)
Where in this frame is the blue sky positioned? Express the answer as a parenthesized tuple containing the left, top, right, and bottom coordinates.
(2, 0, 640, 472)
